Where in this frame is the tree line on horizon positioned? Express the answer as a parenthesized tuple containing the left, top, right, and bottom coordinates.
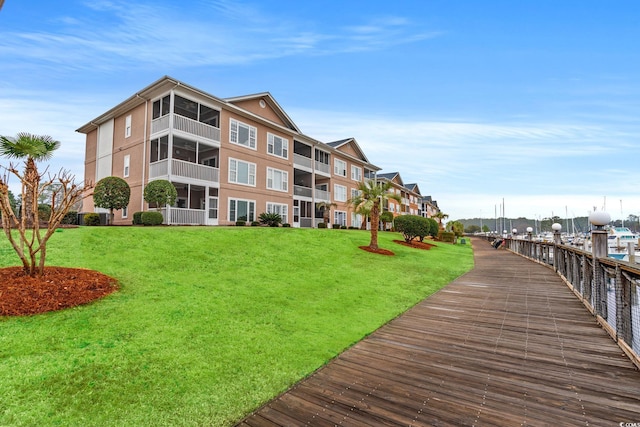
(456, 215, 640, 235)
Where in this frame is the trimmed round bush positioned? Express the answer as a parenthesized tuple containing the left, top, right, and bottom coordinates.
(235, 220, 246, 226)
(61, 211, 78, 225)
(132, 211, 143, 225)
(317, 223, 327, 229)
(282, 223, 291, 227)
(141, 211, 164, 226)
(83, 213, 101, 226)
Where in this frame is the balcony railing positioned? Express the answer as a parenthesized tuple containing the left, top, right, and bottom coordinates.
(150, 159, 219, 183)
(161, 207, 206, 225)
(294, 185, 313, 198)
(315, 161, 330, 175)
(151, 114, 221, 143)
(294, 153, 312, 169)
(315, 188, 330, 201)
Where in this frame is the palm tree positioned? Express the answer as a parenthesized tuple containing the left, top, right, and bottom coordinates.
(0, 133, 60, 226)
(316, 201, 337, 227)
(433, 211, 449, 230)
(348, 179, 401, 250)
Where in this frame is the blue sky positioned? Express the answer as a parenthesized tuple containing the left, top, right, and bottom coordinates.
(1, 0, 639, 223)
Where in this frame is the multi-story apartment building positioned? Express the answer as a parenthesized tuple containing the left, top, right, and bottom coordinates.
(77, 76, 380, 227)
(420, 195, 440, 219)
(376, 172, 422, 219)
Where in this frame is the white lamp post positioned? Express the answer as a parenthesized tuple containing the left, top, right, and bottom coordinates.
(551, 222, 562, 245)
(589, 210, 610, 319)
(526, 226, 533, 240)
(589, 211, 610, 259)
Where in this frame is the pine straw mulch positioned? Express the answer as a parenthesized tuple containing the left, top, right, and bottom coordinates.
(359, 239, 436, 256)
(0, 267, 119, 317)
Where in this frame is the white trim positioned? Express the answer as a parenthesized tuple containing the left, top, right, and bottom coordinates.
(228, 157, 256, 187)
(229, 118, 257, 150)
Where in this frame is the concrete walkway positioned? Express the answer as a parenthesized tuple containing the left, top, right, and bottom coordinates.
(237, 238, 640, 426)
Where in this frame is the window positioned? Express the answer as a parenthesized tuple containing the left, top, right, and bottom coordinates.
(230, 119, 256, 149)
(174, 95, 198, 121)
(150, 136, 169, 162)
(350, 188, 361, 199)
(152, 95, 170, 119)
(267, 167, 288, 192)
(267, 202, 288, 224)
(123, 155, 130, 178)
(267, 133, 288, 159)
(229, 198, 255, 222)
(315, 149, 330, 165)
(334, 159, 346, 177)
(352, 212, 363, 228)
(125, 115, 132, 138)
(334, 211, 346, 227)
(334, 184, 347, 202)
(229, 158, 256, 186)
(122, 206, 128, 219)
(171, 95, 220, 127)
(351, 165, 362, 181)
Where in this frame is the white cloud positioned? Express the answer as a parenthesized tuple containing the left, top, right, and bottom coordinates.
(0, 1, 440, 71)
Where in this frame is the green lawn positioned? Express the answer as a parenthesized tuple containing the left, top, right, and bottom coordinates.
(0, 227, 474, 426)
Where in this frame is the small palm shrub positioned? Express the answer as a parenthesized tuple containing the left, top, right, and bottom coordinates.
(258, 212, 282, 227)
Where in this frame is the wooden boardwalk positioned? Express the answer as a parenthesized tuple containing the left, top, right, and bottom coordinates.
(237, 238, 640, 426)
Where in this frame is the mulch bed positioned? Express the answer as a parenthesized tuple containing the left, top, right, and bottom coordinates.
(393, 239, 436, 250)
(0, 267, 118, 316)
(358, 239, 436, 256)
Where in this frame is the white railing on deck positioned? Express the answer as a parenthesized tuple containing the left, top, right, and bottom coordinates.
(149, 159, 169, 178)
(173, 115, 221, 142)
(294, 153, 312, 168)
(315, 188, 330, 201)
(162, 207, 206, 225)
(294, 185, 313, 198)
(149, 159, 219, 183)
(171, 159, 219, 182)
(151, 114, 220, 143)
(151, 115, 170, 134)
(315, 161, 330, 174)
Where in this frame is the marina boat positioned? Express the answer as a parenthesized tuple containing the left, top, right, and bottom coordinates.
(607, 227, 639, 261)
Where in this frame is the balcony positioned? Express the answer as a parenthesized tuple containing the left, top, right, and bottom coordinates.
(293, 153, 312, 169)
(160, 207, 206, 225)
(151, 114, 221, 143)
(150, 158, 220, 183)
(315, 161, 330, 175)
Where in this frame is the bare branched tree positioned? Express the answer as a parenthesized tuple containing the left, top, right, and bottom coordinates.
(0, 163, 86, 277)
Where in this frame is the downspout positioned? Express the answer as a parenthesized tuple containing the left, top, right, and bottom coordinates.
(137, 94, 148, 213)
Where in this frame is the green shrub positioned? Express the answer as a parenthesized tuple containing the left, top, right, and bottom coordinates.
(394, 215, 431, 242)
(37, 204, 51, 222)
(282, 223, 291, 228)
(235, 221, 246, 226)
(258, 212, 282, 227)
(317, 223, 327, 229)
(61, 211, 78, 225)
(133, 211, 143, 225)
(83, 213, 101, 226)
(438, 230, 456, 243)
(340, 225, 347, 229)
(141, 211, 164, 226)
(332, 223, 341, 229)
(250, 221, 260, 226)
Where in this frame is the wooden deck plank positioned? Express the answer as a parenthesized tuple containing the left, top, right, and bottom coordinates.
(236, 238, 640, 426)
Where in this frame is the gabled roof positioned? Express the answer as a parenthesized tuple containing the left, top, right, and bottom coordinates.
(406, 183, 421, 196)
(377, 172, 404, 187)
(326, 138, 372, 165)
(224, 92, 301, 133)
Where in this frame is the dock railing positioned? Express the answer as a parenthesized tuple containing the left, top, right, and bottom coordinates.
(483, 235, 640, 368)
